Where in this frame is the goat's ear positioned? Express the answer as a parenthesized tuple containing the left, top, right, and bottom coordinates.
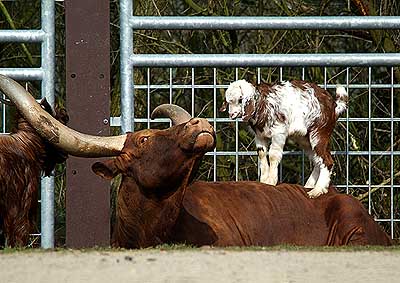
(92, 159, 119, 180)
(219, 101, 227, 112)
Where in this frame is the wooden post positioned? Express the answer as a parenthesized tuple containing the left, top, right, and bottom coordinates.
(65, 0, 111, 248)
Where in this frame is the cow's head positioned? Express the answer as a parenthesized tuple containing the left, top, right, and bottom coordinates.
(0, 75, 215, 193)
(92, 105, 215, 195)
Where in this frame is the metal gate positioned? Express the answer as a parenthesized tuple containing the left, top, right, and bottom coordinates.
(0, 0, 55, 248)
(118, 0, 400, 239)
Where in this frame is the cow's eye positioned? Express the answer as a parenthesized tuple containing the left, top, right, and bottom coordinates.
(238, 98, 243, 104)
(139, 136, 149, 144)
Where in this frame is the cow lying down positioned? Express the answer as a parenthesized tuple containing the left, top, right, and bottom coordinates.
(0, 75, 391, 248)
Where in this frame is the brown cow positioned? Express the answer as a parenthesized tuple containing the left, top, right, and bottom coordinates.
(0, 97, 68, 247)
(0, 75, 391, 248)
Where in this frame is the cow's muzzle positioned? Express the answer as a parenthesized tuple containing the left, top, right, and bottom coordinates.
(185, 118, 216, 152)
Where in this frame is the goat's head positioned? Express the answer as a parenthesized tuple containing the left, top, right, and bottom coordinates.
(220, 79, 256, 122)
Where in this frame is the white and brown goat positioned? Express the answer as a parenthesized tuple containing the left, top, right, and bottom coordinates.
(221, 79, 348, 198)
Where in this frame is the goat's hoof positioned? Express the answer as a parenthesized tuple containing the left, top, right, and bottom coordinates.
(307, 187, 328, 199)
(264, 177, 278, 186)
(304, 184, 315, 189)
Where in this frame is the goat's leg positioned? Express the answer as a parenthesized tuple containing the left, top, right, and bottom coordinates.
(304, 149, 320, 189)
(307, 141, 333, 198)
(258, 147, 270, 183)
(255, 137, 270, 183)
(264, 131, 287, 186)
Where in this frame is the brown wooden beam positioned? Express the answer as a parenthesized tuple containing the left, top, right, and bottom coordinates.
(65, 0, 111, 248)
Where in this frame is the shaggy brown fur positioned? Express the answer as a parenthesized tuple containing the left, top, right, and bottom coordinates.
(0, 99, 68, 247)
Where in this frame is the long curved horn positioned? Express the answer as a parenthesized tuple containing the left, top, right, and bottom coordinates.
(0, 75, 126, 157)
(151, 104, 192, 125)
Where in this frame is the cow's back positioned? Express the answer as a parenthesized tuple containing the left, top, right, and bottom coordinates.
(172, 182, 329, 246)
(171, 182, 391, 247)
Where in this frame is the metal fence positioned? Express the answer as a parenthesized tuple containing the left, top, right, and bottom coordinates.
(118, 0, 400, 239)
(0, 0, 55, 248)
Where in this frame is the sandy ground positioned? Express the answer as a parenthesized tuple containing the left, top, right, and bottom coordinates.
(1, 248, 400, 283)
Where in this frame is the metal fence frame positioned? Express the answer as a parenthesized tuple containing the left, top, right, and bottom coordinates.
(119, 0, 400, 239)
(0, 0, 55, 248)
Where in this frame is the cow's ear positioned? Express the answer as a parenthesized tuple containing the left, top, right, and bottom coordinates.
(92, 159, 119, 180)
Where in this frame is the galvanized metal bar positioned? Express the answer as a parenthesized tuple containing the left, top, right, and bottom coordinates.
(1, 93, 5, 132)
(346, 68, 350, 195)
(191, 68, 195, 116)
(200, 150, 400, 156)
(0, 68, 43, 80)
(130, 16, 400, 30)
(147, 68, 150, 129)
(368, 67, 372, 214)
(120, 0, 134, 133)
(213, 68, 217, 182)
(40, 0, 55, 249)
(124, 83, 400, 89)
(130, 54, 400, 67)
(257, 68, 262, 181)
(301, 67, 305, 184)
(169, 68, 173, 104)
(0, 30, 45, 42)
(123, 116, 400, 124)
(390, 67, 394, 239)
(235, 68, 239, 181)
(279, 67, 283, 182)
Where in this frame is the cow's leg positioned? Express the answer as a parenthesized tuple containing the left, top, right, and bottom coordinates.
(265, 130, 287, 186)
(255, 136, 270, 183)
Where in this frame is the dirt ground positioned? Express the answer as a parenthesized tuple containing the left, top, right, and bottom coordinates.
(1, 248, 400, 283)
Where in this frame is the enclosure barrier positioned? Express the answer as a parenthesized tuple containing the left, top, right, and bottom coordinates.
(0, 0, 55, 248)
(119, 0, 400, 239)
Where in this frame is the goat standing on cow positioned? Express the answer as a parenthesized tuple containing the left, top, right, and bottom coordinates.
(221, 79, 348, 198)
(0, 97, 68, 247)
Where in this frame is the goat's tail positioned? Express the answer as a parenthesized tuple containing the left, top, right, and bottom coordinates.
(335, 85, 348, 117)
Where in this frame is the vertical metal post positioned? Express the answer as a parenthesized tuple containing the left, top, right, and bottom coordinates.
(65, 0, 111, 248)
(213, 68, 217, 182)
(390, 67, 394, 238)
(40, 0, 55, 249)
(120, 0, 134, 133)
(368, 67, 372, 214)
